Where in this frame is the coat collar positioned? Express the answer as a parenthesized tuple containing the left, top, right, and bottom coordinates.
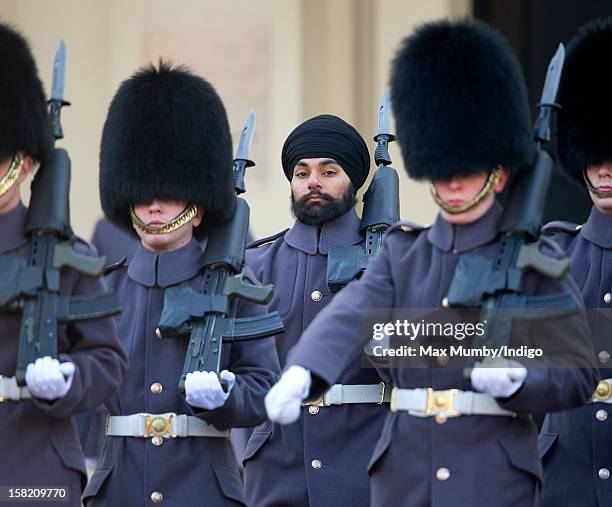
(128, 238, 204, 287)
(581, 206, 612, 249)
(284, 208, 363, 254)
(0, 202, 28, 254)
(427, 201, 502, 254)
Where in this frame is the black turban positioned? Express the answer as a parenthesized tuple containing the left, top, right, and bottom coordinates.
(281, 114, 370, 190)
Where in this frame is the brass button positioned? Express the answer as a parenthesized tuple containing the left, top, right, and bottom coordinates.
(597, 381, 611, 399)
(596, 410, 608, 422)
(155, 328, 162, 338)
(150, 382, 163, 395)
(311, 290, 323, 302)
(441, 297, 449, 308)
(436, 467, 450, 481)
(150, 491, 163, 503)
(599, 351, 610, 364)
(604, 293, 611, 305)
(434, 394, 447, 408)
(150, 417, 167, 434)
(311, 459, 322, 470)
(435, 414, 447, 424)
(437, 355, 449, 367)
(599, 468, 610, 480)
(308, 406, 319, 415)
(152, 435, 163, 446)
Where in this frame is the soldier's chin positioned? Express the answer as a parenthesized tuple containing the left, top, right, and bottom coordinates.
(593, 194, 612, 216)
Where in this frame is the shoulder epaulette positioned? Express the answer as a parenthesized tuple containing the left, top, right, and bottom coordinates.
(384, 220, 430, 236)
(541, 220, 582, 236)
(104, 256, 128, 275)
(247, 229, 289, 249)
(538, 235, 568, 260)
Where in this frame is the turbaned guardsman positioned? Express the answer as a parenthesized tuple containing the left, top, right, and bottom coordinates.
(82, 62, 280, 506)
(243, 114, 391, 506)
(539, 17, 612, 507)
(0, 23, 127, 505)
(264, 19, 598, 507)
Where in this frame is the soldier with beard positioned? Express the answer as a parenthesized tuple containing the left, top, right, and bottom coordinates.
(243, 114, 389, 507)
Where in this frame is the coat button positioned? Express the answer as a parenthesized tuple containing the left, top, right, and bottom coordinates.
(599, 468, 610, 480)
(441, 297, 449, 308)
(155, 328, 162, 338)
(437, 355, 449, 367)
(452, 248, 459, 255)
(435, 414, 447, 424)
(311, 290, 323, 302)
(599, 351, 610, 364)
(150, 382, 163, 395)
(436, 467, 450, 481)
(605, 293, 611, 305)
(311, 459, 322, 470)
(150, 491, 163, 502)
(308, 406, 319, 415)
(596, 410, 608, 422)
(152, 435, 163, 446)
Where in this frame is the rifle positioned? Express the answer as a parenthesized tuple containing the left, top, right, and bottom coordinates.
(445, 44, 575, 378)
(0, 40, 121, 386)
(157, 111, 285, 393)
(327, 91, 400, 291)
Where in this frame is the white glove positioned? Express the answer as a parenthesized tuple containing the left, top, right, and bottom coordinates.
(185, 370, 236, 410)
(25, 356, 75, 400)
(471, 360, 527, 398)
(265, 365, 312, 425)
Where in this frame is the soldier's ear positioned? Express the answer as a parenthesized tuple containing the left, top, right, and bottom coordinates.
(16, 156, 34, 185)
(192, 206, 204, 228)
(494, 168, 510, 193)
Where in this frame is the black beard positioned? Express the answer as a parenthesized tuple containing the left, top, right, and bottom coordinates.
(291, 185, 357, 226)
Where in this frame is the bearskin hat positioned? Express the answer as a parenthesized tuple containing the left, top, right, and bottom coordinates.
(389, 19, 534, 181)
(0, 22, 52, 164)
(99, 61, 235, 236)
(556, 17, 612, 183)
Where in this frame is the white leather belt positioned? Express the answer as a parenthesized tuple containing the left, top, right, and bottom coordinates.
(105, 413, 230, 438)
(591, 378, 612, 404)
(390, 387, 516, 417)
(0, 376, 31, 402)
(302, 383, 391, 407)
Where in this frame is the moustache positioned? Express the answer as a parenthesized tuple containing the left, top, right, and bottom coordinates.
(296, 191, 336, 206)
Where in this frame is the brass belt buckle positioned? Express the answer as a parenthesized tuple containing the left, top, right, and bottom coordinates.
(144, 413, 177, 438)
(592, 381, 612, 402)
(301, 394, 328, 407)
(425, 388, 460, 417)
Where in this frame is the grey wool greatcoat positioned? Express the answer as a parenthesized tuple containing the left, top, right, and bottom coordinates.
(283, 202, 598, 507)
(243, 209, 388, 507)
(82, 238, 280, 507)
(539, 205, 612, 507)
(0, 203, 128, 507)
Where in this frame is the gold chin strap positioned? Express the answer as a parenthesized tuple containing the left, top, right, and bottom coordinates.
(130, 204, 199, 235)
(583, 171, 612, 199)
(0, 153, 25, 198)
(430, 166, 503, 215)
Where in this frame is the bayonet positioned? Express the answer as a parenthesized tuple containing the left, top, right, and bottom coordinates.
(49, 39, 70, 141)
(233, 110, 256, 195)
(373, 91, 395, 167)
(534, 43, 565, 145)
